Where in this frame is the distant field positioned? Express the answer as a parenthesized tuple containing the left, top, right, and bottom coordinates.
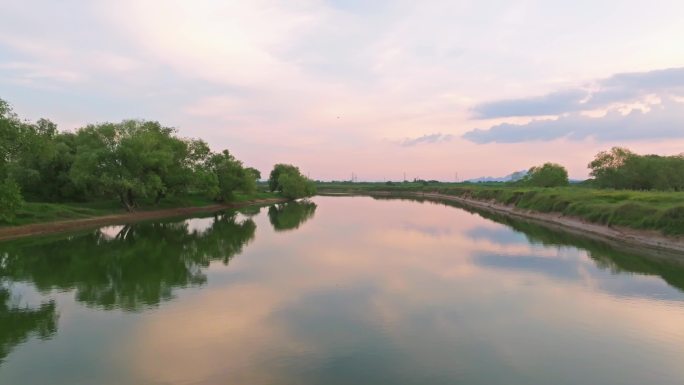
(316, 182, 684, 236)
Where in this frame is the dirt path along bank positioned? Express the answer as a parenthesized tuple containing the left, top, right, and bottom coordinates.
(0, 198, 287, 242)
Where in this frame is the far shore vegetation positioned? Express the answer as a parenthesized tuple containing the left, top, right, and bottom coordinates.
(0, 98, 315, 225)
(315, 149, 684, 237)
(2, 95, 684, 236)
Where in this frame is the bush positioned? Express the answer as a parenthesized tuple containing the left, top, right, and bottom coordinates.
(522, 163, 569, 187)
(659, 206, 684, 235)
(277, 170, 316, 199)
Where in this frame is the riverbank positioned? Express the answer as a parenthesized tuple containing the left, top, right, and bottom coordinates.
(0, 197, 287, 241)
(318, 183, 684, 234)
(366, 191, 684, 254)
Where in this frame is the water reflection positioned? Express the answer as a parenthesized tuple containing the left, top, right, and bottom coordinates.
(0, 212, 256, 312)
(2, 196, 684, 385)
(381, 195, 684, 304)
(461, 200, 684, 293)
(0, 202, 324, 368)
(268, 200, 317, 232)
(0, 288, 58, 363)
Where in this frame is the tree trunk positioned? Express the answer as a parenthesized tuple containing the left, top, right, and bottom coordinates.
(154, 190, 165, 205)
(118, 192, 133, 212)
(127, 188, 135, 210)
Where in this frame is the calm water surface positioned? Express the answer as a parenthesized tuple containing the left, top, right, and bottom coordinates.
(2, 196, 684, 385)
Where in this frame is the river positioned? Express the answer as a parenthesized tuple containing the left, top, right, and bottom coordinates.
(1, 195, 684, 384)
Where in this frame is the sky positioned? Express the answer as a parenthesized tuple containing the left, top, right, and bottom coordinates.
(1, 0, 684, 181)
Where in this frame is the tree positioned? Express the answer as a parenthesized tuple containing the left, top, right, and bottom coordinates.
(7, 119, 83, 201)
(268, 164, 300, 192)
(0, 179, 22, 223)
(207, 150, 256, 201)
(268, 163, 315, 198)
(278, 169, 316, 199)
(523, 163, 569, 187)
(184, 139, 219, 199)
(588, 147, 684, 191)
(245, 167, 261, 181)
(0, 99, 20, 175)
(70, 120, 194, 210)
(0, 99, 24, 221)
(588, 147, 635, 189)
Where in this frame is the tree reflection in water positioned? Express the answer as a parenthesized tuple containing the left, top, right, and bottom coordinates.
(268, 200, 317, 232)
(0, 288, 58, 363)
(0, 211, 256, 312)
(374, 194, 684, 294)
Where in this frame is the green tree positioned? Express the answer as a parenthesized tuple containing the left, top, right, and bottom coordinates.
(207, 150, 256, 201)
(268, 163, 315, 199)
(245, 167, 261, 181)
(8, 120, 84, 201)
(589, 147, 684, 191)
(70, 120, 197, 210)
(0, 179, 22, 223)
(278, 170, 316, 199)
(0, 99, 20, 176)
(523, 163, 569, 187)
(268, 164, 300, 192)
(0, 99, 24, 221)
(588, 147, 635, 189)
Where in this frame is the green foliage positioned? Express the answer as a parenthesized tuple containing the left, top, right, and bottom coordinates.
(268, 164, 300, 192)
(0, 179, 23, 224)
(441, 187, 684, 235)
(277, 171, 316, 199)
(589, 147, 684, 190)
(245, 167, 261, 181)
(316, 181, 684, 236)
(208, 150, 256, 201)
(522, 163, 569, 187)
(69, 120, 192, 210)
(267, 163, 315, 199)
(0, 97, 282, 214)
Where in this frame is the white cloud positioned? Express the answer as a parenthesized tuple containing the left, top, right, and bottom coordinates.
(3, 0, 684, 178)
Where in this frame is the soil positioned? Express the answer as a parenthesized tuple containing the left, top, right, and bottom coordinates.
(0, 198, 287, 242)
(373, 191, 684, 255)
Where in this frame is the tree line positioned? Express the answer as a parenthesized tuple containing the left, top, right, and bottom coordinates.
(513, 147, 684, 190)
(0, 98, 315, 222)
(588, 147, 684, 191)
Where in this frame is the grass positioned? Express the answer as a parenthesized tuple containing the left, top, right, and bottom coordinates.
(3, 191, 281, 227)
(316, 182, 684, 236)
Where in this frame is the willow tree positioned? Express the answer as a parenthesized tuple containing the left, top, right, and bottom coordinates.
(70, 120, 199, 210)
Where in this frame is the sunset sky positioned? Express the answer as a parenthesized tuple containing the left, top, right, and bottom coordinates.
(2, 0, 684, 180)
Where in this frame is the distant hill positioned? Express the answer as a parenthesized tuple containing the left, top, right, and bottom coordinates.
(466, 170, 528, 183)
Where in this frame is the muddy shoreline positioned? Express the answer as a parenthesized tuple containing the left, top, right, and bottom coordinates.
(0, 198, 287, 242)
(361, 191, 684, 255)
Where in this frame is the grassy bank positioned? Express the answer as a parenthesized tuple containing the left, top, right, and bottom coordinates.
(317, 182, 684, 236)
(4, 191, 280, 227)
